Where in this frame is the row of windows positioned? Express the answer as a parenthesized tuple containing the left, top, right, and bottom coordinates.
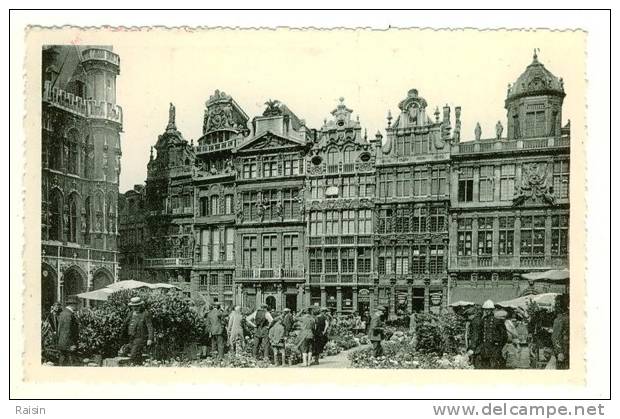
(377, 167, 447, 198)
(199, 194, 234, 216)
(309, 248, 372, 274)
(241, 157, 303, 179)
(309, 209, 373, 236)
(377, 245, 445, 275)
(241, 189, 300, 221)
(377, 207, 446, 234)
(393, 133, 433, 156)
(200, 227, 235, 262)
(309, 175, 375, 199)
(457, 215, 569, 257)
(241, 233, 301, 269)
(458, 162, 569, 202)
(199, 273, 234, 290)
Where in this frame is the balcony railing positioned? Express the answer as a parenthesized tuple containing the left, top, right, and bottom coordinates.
(196, 139, 237, 154)
(41, 244, 117, 263)
(43, 81, 123, 125)
(520, 256, 546, 267)
(81, 48, 120, 67)
(144, 257, 193, 268)
(453, 136, 570, 155)
(235, 267, 304, 281)
(308, 235, 373, 246)
(478, 256, 492, 267)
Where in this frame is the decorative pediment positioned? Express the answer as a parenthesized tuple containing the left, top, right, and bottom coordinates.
(235, 131, 305, 152)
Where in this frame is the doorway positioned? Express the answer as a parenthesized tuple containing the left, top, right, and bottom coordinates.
(265, 295, 276, 311)
(285, 294, 297, 313)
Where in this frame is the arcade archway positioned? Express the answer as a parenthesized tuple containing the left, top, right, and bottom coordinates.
(41, 264, 57, 318)
(92, 268, 114, 290)
(62, 267, 86, 302)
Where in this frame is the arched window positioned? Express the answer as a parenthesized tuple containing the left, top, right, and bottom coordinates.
(95, 193, 104, 232)
(67, 130, 80, 175)
(49, 138, 61, 171)
(68, 194, 79, 243)
(49, 190, 62, 241)
(327, 147, 338, 166)
(343, 146, 354, 164)
(106, 193, 116, 233)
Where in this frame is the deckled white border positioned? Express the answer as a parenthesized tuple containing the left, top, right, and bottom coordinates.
(8, 12, 612, 397)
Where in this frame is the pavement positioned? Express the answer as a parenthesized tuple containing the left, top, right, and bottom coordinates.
(312, 344, 371, 368)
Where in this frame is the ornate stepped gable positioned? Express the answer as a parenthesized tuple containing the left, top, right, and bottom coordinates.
(202, 89, 249, 135)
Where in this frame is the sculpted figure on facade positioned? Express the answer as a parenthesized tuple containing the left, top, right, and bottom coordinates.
(513, 162, 555, 205)
(495, 120, 504, 140)
(474, 122, 482, 141)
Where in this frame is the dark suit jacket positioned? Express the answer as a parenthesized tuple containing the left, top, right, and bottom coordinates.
(367, 314, 384, 342)
(206, 308, 224, 335)
(57, 308, 79, 350)
(468, 313, 507, 356)
(123, 309, 154, 342)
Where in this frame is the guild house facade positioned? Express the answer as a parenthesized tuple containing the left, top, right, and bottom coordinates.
(119, 52, 570, 315)
(41, 45, 123, 315)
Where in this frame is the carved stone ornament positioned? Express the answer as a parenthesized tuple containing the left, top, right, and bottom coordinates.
(513, 162, 555, 206)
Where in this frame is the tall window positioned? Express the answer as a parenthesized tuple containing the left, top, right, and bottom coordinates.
(521, 215, 546, 256)
(324, 249, 338, 273)
(429, 245, 444, 274)
(283, 158, 302, 176)
(210, 228, 220, 262)
(457, 218, 473, 256)
(377, 208, 393, 234)
(396, 135, 412, 156)
(242, 235, 257, 268)
(262, 234, 277, 268)
(210, 195, 220, 215)
(200, 229, 210, 262)
(83, 196, 91, 245)
(378, 247, 393, 275)
(325, 210, 339, 235)
(49, 138, 61, 170)
(395, 169, 410, 197)
(242, 192, 258, 221)
(341, 248, 355, 273)
(395, 246, 409, 275)
(309, 211, 323, 236)
(500, 164, 515, 201)
(378, 172, 394, 198)
(429, 207, 445, 232)
(224, 194, 234, 214)
(525, 109, 546, 137)
(341, 177, 356, 198)
(341, 210, 355, 235)
(283, 234, 299, 268)
(553, 161, 570, 199)
(242, 161, 257, 179)
(477, 217, 493, 255)
(479, 166, 494, 202)
(413, 133, 429, 154)
(47, 196, 60, 241)
(225, 227, 234, 261)
(283, 188, 299, 219)
(67, 194, 79, 243)
(343, 147, 354, 164)
(327, 148, 338, 171)
(394, 207, 410, 233)
(458, 167, 474, 202)
(430, 167, 447, 196)
(551, 214, 569, 256)
(359, 175, 375, 197)
(310, 179, 324, 199)
(262, 157, 278, 177)
(498, 216, 515, 255)
(357, 209, 372, 234)
(357, 248, 371, 273)
(411, 207, 427, 233)
(413, 168, 428, 197)
(67, 131, 79, 175)
(411, 245, 427, 274)
(309, 249, 323, 273)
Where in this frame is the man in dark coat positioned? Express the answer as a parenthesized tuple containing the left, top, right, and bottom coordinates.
(312, 307, 330, 365)
(281, 308, 294, 337)
(552, 294, 570, 369)
(467, 300, 508, 369)
(246, 303, 273, 360)
(57, 297, 80, 366)
(122, 296, 154, 366)
(368, 306, 386, 357)
(207, 302, 225, 360)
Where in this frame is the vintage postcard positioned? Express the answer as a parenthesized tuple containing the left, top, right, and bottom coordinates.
(15, 25, 589, 396)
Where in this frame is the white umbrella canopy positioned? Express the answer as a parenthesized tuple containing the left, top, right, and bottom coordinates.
(522, 269, 569, 283)
(76, 287, 115, 301)
(496, 292, 559, 312)
(449, 300, 476, 307)
(106, 280, 153, 290)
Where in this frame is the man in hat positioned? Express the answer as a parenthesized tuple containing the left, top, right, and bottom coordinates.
(207, 302, 225, 360)
(56, 296, 80, 366)
(368, 306, 386, 357)
(122, 296, 153, 366)
(281, 307, 294, 338)
(246, 303, 273, 360)
(467, 299, 507, 369)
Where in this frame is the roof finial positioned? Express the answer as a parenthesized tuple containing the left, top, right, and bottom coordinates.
(533, 48, 539, 62)
(167, 102, 176, 131)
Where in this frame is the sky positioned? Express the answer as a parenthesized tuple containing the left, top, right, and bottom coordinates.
(108, 29, 585, 192)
